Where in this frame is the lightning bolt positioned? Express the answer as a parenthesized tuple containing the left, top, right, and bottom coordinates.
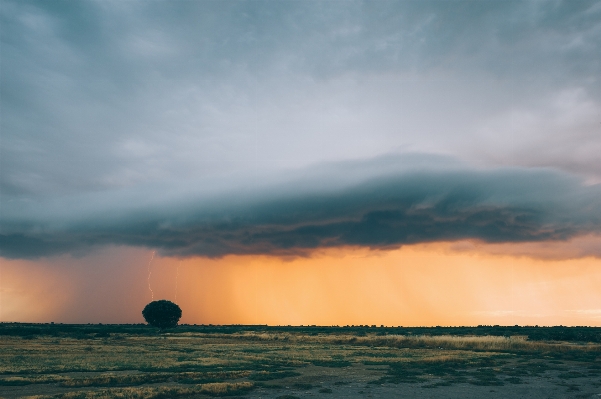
(147, 251, 155, 301)
(174, 261, 180, 304)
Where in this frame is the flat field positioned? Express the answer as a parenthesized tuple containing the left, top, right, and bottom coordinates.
(1, 324, 600, 399)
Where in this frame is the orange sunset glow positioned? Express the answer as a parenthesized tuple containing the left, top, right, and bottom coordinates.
(2, 242, 600, 327)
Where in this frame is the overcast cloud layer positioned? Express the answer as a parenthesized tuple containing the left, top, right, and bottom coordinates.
(1, 1, 601, 259)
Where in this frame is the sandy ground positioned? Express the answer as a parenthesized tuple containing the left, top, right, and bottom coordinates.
(252, 372, 600, 399)
(246, 363, 601, 399)
(2, 363, 600, 399)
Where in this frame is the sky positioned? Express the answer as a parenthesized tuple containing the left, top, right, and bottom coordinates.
(1, 0, 600, 326)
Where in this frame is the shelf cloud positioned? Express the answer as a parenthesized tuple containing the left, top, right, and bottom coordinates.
(1, 155, 599, 259)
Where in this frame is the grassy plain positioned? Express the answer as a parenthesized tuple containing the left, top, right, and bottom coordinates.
(0, 324, 600, 399)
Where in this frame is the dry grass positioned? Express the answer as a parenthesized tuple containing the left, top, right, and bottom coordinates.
(23, 381, 254, 399)
(219, 331, 601, 353)
(57, 371, 250, 387)
(3, 328, 600, 398)
(0, 374, 69, 385)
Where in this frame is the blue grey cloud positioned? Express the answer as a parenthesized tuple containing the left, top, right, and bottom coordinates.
(2, 0, 601, 202)
(1, 155, 600, 259)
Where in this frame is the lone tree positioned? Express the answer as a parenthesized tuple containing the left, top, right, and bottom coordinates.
(142, 300, 182, 330)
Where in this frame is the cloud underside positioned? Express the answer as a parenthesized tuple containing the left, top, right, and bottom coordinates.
(1, 158, 599, 259)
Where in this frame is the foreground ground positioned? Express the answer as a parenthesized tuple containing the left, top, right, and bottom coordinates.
(0, 324, 600, 398)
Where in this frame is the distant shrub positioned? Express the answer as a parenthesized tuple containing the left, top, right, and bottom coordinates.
(142, 300, 182, 330)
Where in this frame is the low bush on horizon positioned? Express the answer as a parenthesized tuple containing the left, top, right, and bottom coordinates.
(2, 323, 601, 343)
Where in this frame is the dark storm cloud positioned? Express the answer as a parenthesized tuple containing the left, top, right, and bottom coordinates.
(1, 2, 600, 259)
(1, 156, 600, 259)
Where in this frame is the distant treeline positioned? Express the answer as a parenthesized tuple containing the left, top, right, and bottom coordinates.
(1, 323, 600, 343)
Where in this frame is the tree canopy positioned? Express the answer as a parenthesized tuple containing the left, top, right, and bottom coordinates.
(142, 300, 182, 330)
